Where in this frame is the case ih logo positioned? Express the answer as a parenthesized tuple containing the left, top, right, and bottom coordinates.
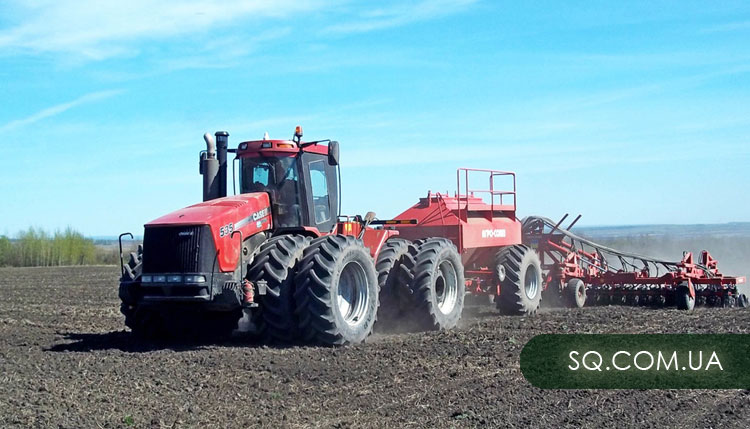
(252, 207, 270, 221)
(482, 229, 506, 239)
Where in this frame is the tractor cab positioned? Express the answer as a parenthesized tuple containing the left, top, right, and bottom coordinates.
(235, 127, 340, 234)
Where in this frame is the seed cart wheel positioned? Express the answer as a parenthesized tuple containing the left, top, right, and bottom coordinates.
(676, 285, 695, 311)
(566, 278, 586, 308)
(247, 234, 311, 344)
(408, 239, 465, 330)
(374, 238, 418, 332)
(294, 235, 379, 345)
(738, 294, 750, 308)
(496, 245, 543, 315)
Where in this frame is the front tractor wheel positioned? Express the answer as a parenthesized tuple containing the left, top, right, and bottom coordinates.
(496, 245, 543, 315)
(119, 244, 143, 331)
(248, 234, 311, 344)
(409, 239, 465, 330)
(294, 235, 379, 346)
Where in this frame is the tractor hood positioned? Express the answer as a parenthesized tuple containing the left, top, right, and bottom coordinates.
(145, 193, 272, 272)
(147, 193, 271, 227)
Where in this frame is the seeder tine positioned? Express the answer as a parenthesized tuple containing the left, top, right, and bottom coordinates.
(565, 214, 582, 231)
(549, 214, 569, 234)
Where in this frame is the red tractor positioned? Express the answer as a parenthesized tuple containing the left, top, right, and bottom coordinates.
(118, 127, 541, 345)
(119, 127, 747, 345)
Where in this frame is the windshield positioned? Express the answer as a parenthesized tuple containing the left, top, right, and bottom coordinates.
(241, 156, 301, 228)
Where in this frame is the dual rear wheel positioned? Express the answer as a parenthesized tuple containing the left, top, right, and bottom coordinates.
(495, 245, 543, 315)
(406, 238, 465, 330)
(379, 240, 545, 328)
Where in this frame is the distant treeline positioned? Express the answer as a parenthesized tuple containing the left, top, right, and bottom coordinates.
(0, 227, 119, 267)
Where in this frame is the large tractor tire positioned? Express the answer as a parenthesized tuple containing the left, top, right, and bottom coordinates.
(119, 244, 143, 332)
(294, 235, 379, 346)
(121, 244, 143, 282)
(495, 245, 543, 315)
(374, 238, 417, 332)
(409, 239, 465, 330)
(248, 234, 310, 344)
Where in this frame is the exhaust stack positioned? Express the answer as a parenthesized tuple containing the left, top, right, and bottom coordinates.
(215, 131, 229, 198)
(201, 132, 219, 201)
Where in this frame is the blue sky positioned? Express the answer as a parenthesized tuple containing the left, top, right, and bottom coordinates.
(1, 0, 749, 237)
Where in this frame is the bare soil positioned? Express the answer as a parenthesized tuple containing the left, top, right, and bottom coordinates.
(1, 266, 749, 428)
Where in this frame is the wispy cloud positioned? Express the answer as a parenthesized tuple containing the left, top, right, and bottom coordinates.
(323, 0, 477, 35)
(0, 0, 327, 61)
(155, 27, 294, 73)
(0, 90, 123, 132)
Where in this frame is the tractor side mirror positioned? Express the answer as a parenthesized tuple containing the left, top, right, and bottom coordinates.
(328, 141, 340, 165)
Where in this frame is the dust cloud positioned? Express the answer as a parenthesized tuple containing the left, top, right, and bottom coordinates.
(581, 234, 750, 277)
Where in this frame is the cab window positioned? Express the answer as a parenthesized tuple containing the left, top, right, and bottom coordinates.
(252, 164, 270, 186)
(309, 160, 330, 223)
(241, 156, 302, 228)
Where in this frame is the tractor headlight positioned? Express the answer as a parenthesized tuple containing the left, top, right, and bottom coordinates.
(141, 275, 152, 283)
(167, 275, 182, 283)
(153, 275, 167, 283)
(184, 275, 206, 283)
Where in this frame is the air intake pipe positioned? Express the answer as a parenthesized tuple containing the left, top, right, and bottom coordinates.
(201, 133, 219, 201)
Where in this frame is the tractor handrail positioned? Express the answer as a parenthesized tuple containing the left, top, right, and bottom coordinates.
(456, 168, 517, 223)
(463, 189, 516, 196)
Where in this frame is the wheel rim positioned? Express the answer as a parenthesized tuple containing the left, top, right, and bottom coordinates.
(524, 265, 539, 299)
(435, 260, 459, 315)
(337, 261, 369, 326)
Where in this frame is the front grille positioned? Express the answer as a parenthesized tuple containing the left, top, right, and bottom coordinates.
(142, 225, 214, 273)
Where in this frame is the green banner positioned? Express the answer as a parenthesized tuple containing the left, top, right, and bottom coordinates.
(520, 334, 750, 389)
